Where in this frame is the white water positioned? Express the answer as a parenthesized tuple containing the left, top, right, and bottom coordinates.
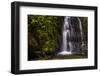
(77, 18, 84, 47)
(58, 17, 72, 55)
(58, 17, 84, 55)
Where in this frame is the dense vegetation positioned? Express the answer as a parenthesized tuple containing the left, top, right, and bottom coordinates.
(28, 15, 64, 60)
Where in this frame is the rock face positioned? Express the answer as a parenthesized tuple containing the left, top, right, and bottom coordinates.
(58, 17, 87, 55)
(69, 17, 88, 54)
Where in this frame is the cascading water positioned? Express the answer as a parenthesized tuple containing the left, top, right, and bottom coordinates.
(57, 17, 84, 55)
(58, 17, 72, 55)
(77, 18, 84, 47)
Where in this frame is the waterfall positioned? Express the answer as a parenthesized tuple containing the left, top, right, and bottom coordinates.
(58, 16, 72, 55)
(77, 18, 84, 47)
(57, 17, 84, 55)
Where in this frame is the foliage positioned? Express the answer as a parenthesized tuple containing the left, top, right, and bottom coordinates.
(28, 15, 64, 60)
